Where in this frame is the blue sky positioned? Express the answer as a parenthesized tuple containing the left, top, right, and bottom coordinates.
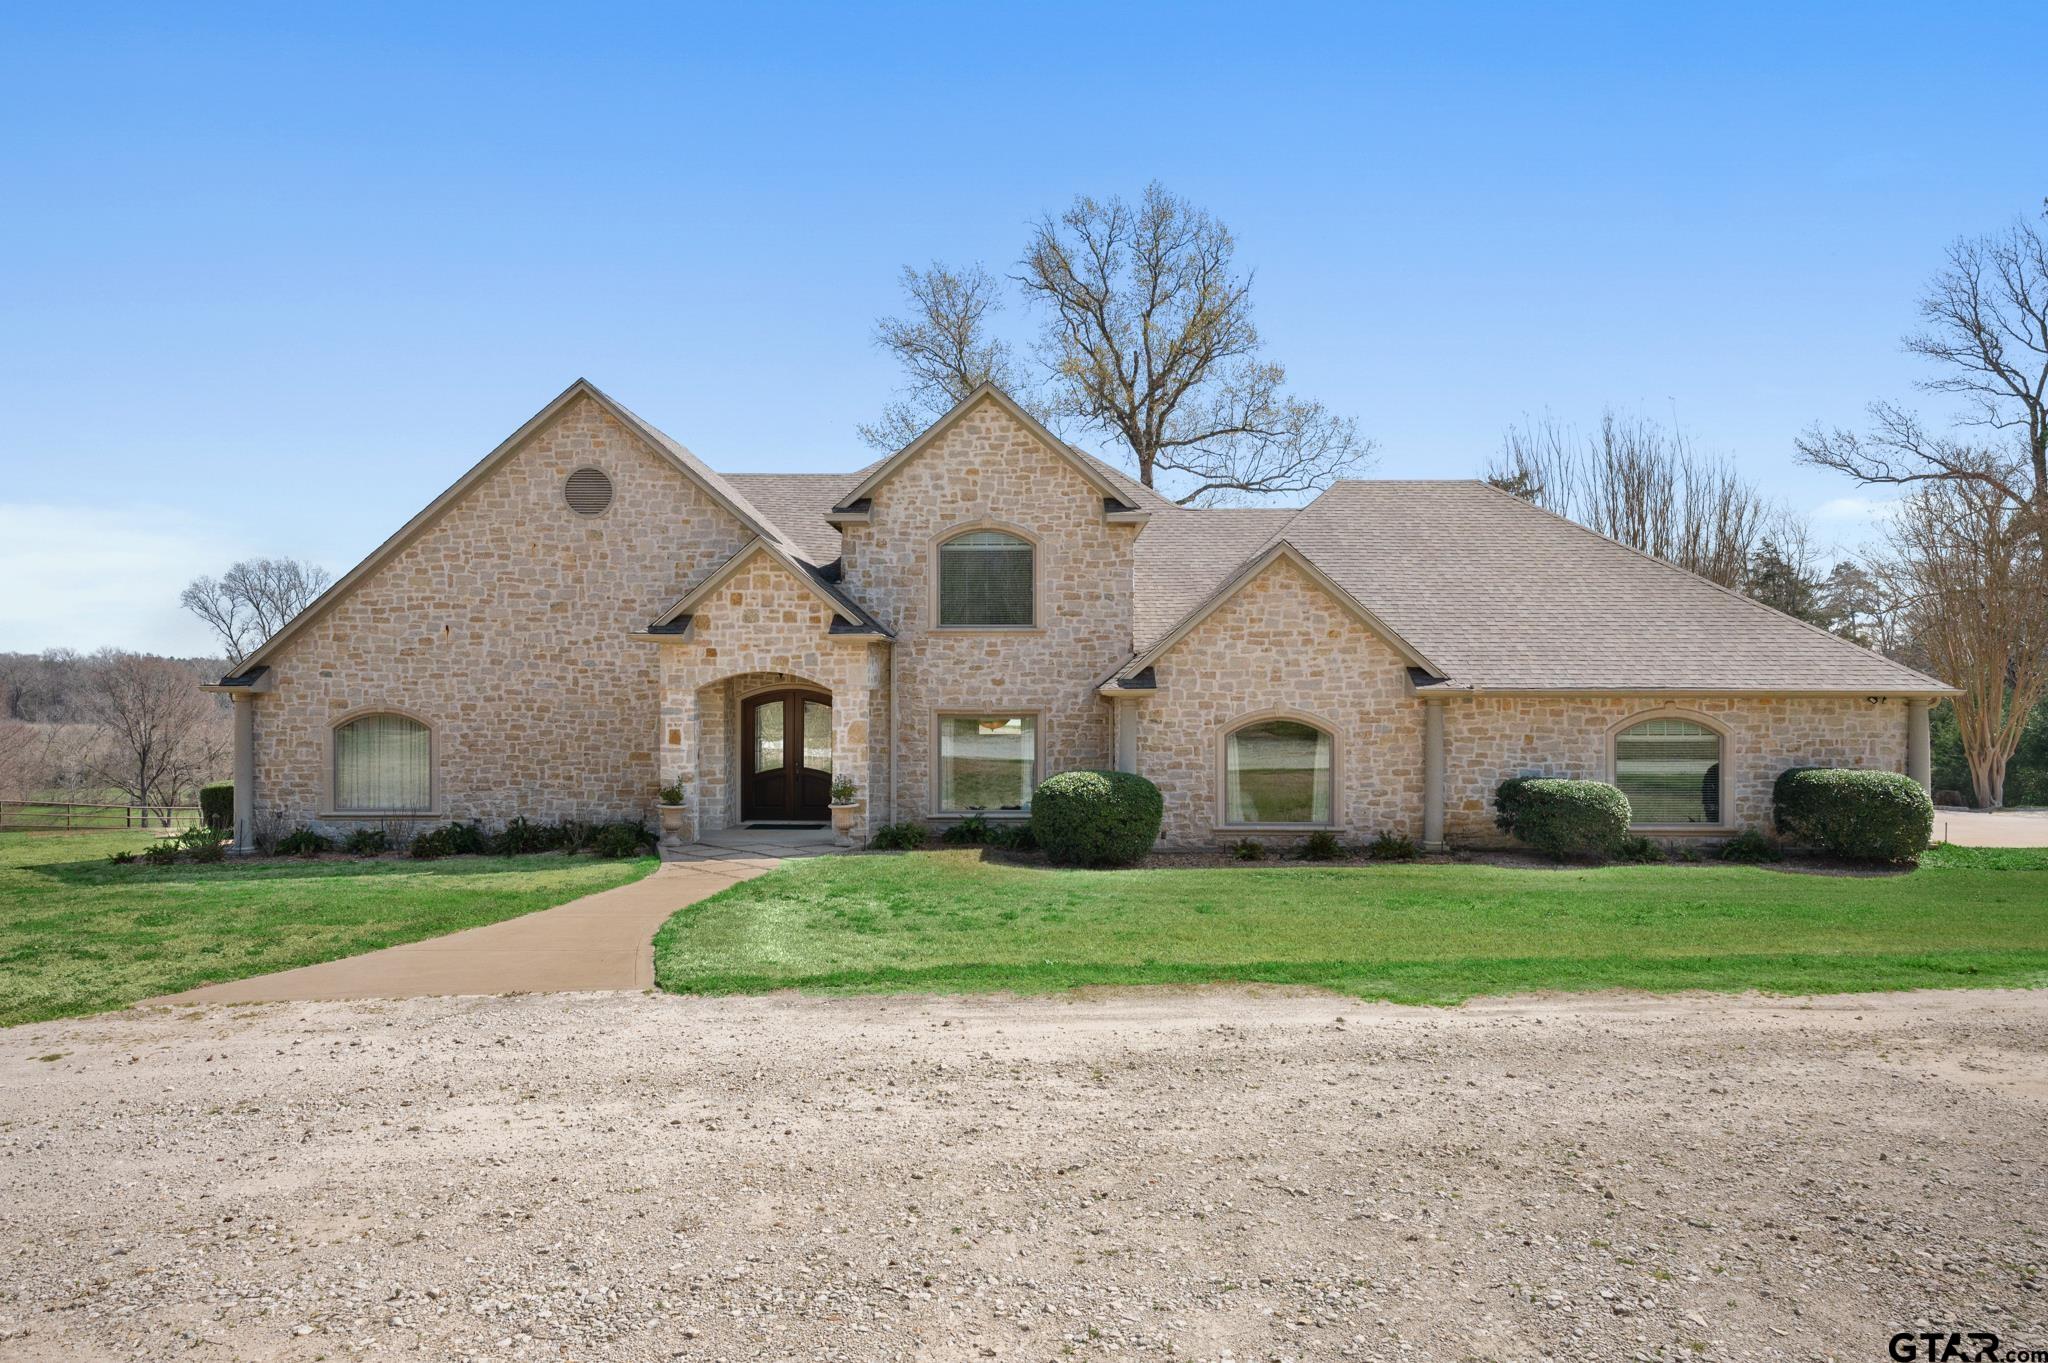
(2, 2, 2042, 653)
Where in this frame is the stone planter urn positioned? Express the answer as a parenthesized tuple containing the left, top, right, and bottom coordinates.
(829, 800, 863, 849)
(657, 803, 689, 842)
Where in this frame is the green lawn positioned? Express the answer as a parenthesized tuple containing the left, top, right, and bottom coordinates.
(0, 830, 655, 1027)
(653, 844, 2048, 1005)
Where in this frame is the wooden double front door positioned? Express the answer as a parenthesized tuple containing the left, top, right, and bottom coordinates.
(740, 688, 833, 823)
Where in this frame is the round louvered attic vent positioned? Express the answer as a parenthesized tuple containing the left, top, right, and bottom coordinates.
(564, 466, 613, 516)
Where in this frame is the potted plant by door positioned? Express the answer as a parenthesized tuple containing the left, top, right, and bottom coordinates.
(656, 782, 688, 842)
(828, 776, 863, 848)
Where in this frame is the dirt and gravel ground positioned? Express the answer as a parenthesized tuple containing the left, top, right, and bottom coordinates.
(2, 987, 2043, 1363)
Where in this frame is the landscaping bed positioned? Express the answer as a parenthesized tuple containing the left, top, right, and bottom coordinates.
(654, 843, 2048, 1004)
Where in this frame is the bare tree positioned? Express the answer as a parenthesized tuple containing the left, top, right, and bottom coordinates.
(1868, 466, 2048, 808)
(859, 263, 1031, 451)
(181, 557, 331, 668)
(81, 652, 230, 820)
(1800, 205, 2048, 539)
(1017, 183, 1371, 504)
(1486, 411, 1785, 589)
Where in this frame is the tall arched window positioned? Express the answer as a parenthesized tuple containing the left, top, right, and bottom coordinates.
(1613, 717, 1722, 825)
(1224, 718, 1334, 826)
(333, 713, 431, 812)
(937, 530, 1034, 628)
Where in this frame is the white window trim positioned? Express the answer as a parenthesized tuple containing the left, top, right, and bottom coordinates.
(321, 705, 441, 818)
(1604, 707, 1735, 833)
(1214, 707, 1342, 831)
(927, 520, 1044, 634)
(930, 707, 1045, 818)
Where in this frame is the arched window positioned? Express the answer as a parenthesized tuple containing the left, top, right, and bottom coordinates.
(1613, 717, 1722, 825)
(333, 713, 431, 812)
(1224, 718, 1334, 825)
(937, 530, 1034, 628)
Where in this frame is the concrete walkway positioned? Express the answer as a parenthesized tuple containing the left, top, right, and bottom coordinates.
(154, 827, 837, 1005)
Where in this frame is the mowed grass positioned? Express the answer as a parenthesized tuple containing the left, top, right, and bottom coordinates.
(0, 830, 655, 1026)
(653, 844, 2048, 1005)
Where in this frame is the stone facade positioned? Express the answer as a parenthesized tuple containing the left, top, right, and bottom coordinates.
(248, 394, 751, 832)
(242, 385, 1923, 855)
(1136, 555, 1426, 846)
(1440, 694, 1909, 844)
(655, 548, 887, 843)
(838, 400, 1138, 819)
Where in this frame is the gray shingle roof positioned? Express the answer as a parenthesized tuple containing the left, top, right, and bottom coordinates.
(722, 474, 850, 564)
(1125, 481, 1949, 694)
(702, 448, 1946, 694)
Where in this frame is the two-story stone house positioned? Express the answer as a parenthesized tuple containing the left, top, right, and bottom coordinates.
(209, 379, 1953, 852)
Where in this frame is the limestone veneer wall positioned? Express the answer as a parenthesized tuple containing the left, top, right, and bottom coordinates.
(1137, 556, 1426, 846)
(1440, 694, 1909, 844)
(252, 395, 751, 831)
(657, 548, 888, 841)
(839, 398, 1135, 819)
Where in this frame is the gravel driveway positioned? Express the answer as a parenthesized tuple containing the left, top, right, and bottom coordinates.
(2, 987, 2043, 1362)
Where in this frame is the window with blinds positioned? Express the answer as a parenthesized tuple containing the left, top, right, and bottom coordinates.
(333, 713, 431, 812)
(937, 531, 1033, 627)
(1613, 718, 1721, 825)
(1225, 719, 1334, 825)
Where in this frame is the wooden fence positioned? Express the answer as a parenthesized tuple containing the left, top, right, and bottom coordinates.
(0, 800, 203, 833)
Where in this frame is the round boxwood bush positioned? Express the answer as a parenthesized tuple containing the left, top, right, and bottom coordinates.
(1772, 767, 1933, 863)
(1030, 770, 1163, 867)
(198, 781, 234, 833)
(1494, 776, 1631, 861)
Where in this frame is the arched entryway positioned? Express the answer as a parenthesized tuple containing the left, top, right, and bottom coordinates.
(739, 687, 833, 824)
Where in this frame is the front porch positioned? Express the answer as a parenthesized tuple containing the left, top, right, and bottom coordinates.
(658, 653, 891, 850)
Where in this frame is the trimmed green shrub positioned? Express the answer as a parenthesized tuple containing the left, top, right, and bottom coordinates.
(141, 840, 181, 866)
(1232, 838, 1266, 861)
(489, 817, 556, 856)
(1494, 777, 1630, 861)
(275, 827, 332, 858)
(407, 827, 451, 858)
(556, 820, 594, 853)
(1031, 771, 1162, 867)
(1296, 830, 1345, 861)
(1366, 832, 1419, 862)
(590, 821, 653, 859)
(1772, 767, 1933, 863)
(868, 821, 930, 851)
(444, 821, 489, 855)
(658, 782, 686, 806)
(199, 782, 233, 833)
(986, 822, 1038, 852)
(342, 827, 390, 856)
(1716, 829, 1781, 864)
(940, 813, 993, 846)
(1611, 834, 1662, 864)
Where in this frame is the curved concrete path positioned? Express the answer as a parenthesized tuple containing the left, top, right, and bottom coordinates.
(153, 829, 834, 1005)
